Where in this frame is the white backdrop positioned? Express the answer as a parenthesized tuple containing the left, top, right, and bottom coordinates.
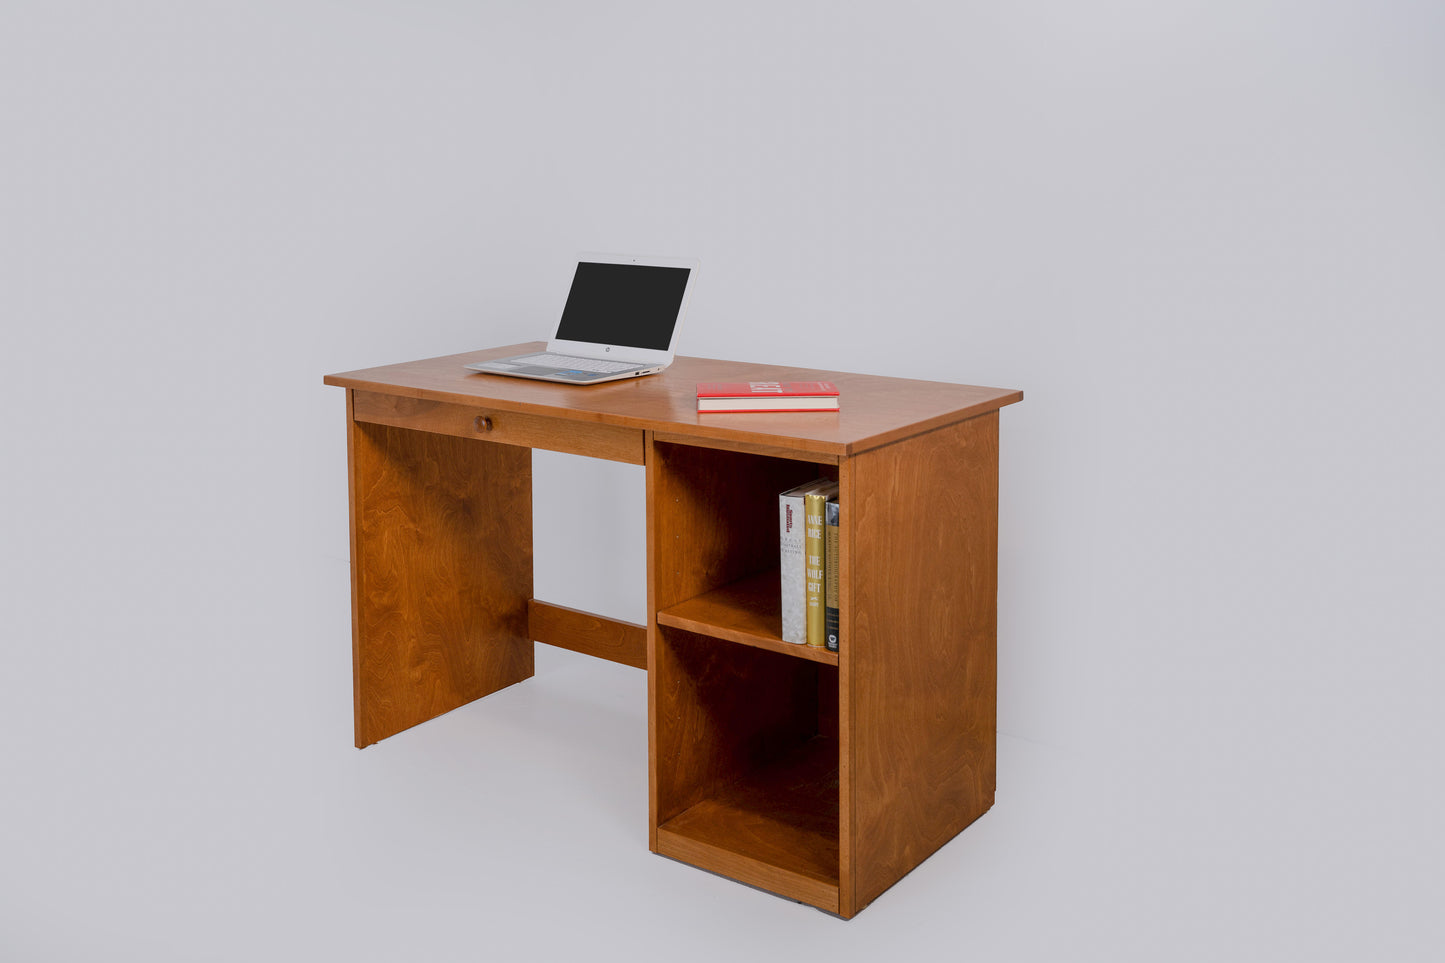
(3, 2, 1442, 960)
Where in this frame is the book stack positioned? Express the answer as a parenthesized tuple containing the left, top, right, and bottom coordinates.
(779, 479, 841, 651)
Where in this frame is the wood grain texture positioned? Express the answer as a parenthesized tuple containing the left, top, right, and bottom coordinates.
(647, 438, 831, 849)
(646, 433, 661, 850)
(352, 390, 644, 464)
(646, 437, 847, 906)
(649, 440, 830, 613)
(652, 627, 828, 829)
(528, 600, 646, 670)
(657, 826, 839, 915)
(846, 412, 1000, 912)
(656, 735, 841, 913)
(349, 414, 534, 747)
(656, 570, 838, 666)
(328, 355, 1019, 916)
(650, 431, 839, 465)
(326, 345, 1021, 458)
(346, 389, 365, 742)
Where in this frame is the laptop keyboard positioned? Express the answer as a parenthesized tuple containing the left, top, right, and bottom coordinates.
(513, 353, 640, 373)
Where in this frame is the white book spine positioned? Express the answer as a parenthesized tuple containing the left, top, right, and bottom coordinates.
(779, 488, 808, 644)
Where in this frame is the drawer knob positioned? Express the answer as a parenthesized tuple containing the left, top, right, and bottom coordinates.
(474, 415, 493, 432)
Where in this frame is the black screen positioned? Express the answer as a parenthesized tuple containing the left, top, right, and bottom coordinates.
(554, 262, 691, 351)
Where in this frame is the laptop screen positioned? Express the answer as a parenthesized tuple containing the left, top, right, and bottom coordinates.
(555, 261, 692, 351)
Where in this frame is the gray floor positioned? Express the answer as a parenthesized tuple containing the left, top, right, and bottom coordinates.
(0, 621, 1090, 961)
(7, 570, 1434, 962)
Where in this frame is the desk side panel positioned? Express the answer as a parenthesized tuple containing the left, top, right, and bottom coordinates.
(846, 412, 999, 912)
(348, 401, 534, 747)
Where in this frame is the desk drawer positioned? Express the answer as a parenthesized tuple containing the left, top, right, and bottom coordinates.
(350, 390, 644, 465)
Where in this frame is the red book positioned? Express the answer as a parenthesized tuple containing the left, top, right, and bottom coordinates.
(696, 381, 841, 413)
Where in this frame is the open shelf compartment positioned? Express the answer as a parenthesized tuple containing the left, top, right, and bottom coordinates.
(652, 624, 841, 913)
(649, 438, 844, 912)
(656, 735, 839, 912)
(656, 570, 839, 666)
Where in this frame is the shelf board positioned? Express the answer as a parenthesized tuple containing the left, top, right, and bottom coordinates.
(656, 570, 839, 665)
(655, 737, 840, 913)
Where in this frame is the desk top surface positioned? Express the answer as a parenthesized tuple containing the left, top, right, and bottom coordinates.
(325, 344, 1021, 457)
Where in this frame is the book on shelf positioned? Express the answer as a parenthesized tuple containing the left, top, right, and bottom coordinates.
(804, 483, 837, 647)
(779, 478, 834, 645)
(824, 496, 840, 653)
(696, 381, 840, 413)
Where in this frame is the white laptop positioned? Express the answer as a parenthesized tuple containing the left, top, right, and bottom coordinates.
(466, 253, 700, 384)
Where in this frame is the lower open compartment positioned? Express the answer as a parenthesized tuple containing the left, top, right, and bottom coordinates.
(653, 626, 840, 912)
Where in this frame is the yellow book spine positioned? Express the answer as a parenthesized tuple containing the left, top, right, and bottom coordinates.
(804, 485, 835, 647)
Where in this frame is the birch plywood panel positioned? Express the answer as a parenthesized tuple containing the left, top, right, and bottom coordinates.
(349, 414, 534, 747)
(846, 412, 1000, 912)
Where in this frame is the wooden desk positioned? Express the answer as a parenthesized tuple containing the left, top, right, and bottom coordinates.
(325, 343, 1022, 917)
